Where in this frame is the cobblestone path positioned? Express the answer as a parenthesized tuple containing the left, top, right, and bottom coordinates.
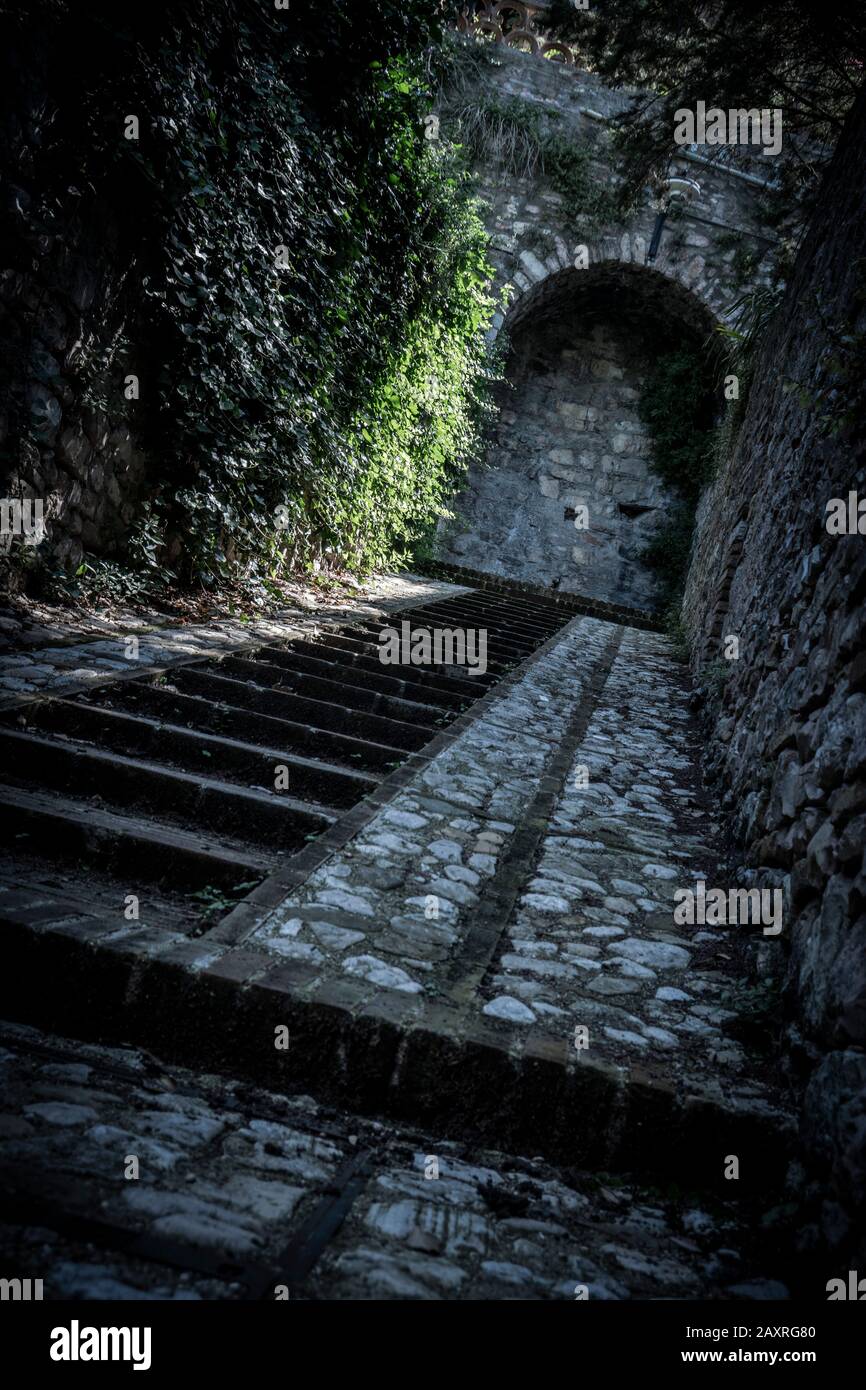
(0, 575, 798, 1299)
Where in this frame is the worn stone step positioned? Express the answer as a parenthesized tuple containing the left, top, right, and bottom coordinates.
(411, 588, 574, 633)
(277, 635, 494, 697)
(0, 727, 334, 850)
(0, 852, 206, 935)
(0, 784, 269, 890)
(252, 645, 469, 710)
(396, 593, 561, 639)
(213, 655, 448, 728)
(0, 1020, 801, 1302)
(92, 680, 408, 772)
(6, 699, 380, 810)
(382, 602, 548, 652)
(278, 636, 494, 700)
(421, 561, 663, 630)
(422, 590, 570, 634)
(0, 908, 795, 1192)
(350, 613, 531, 666)
(168, 666, 432, 751)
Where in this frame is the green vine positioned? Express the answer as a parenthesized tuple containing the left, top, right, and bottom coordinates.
(435, 47, 627, 236)
(2, 1, 499, 593)
(638, 349, 717, 615)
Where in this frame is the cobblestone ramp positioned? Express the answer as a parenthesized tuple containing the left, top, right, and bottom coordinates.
(0, 589, 794, 1198)
(0, 1022, 794, 1301)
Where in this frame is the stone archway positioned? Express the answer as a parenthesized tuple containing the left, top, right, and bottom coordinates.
(434, 27, 777, 609)
(487, 231, 739, 349)
(436, 259, 722, 611)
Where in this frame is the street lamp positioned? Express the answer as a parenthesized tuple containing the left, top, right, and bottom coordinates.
(646, 175, 701, 263)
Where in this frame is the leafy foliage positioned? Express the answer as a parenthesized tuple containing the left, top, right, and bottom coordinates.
(638, 351, 715, 502)
(709, 282, 786, 477)
(638, 350, 717, 611)
(2, 0, 497, 589)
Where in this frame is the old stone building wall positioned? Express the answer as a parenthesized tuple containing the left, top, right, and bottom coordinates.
(435, 42, 780, 609)
(682, 84, 866, 1250)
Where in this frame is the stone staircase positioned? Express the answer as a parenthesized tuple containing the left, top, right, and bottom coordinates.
(0, 574, 802, 1299)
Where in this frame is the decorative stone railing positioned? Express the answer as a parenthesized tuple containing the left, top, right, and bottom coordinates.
(456, 2, 579, 66)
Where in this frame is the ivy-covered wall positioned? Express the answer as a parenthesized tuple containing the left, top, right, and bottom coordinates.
(0, 0, 496, 595)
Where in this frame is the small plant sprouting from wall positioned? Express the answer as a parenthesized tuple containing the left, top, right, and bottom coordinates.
(637, 349, 717, 619)
(435, 38, 625, 234)
(457, 98, 623, 232)
(714, 230, 767, 293)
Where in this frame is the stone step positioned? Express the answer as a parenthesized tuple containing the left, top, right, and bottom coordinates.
(0, 1020, 800, 1301)
(421, 561, 663, 630)
(0, 608, 795, 1192)
(0, 785, 270, 891)
(5, 698, 381, 811)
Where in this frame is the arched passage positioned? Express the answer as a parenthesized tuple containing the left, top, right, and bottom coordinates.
(437, 260, 722, 610)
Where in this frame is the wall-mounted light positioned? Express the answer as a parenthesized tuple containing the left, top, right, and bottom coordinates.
(646, 175, 701, 263)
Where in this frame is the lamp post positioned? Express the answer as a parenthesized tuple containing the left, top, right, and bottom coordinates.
(646, 175, 701, 263)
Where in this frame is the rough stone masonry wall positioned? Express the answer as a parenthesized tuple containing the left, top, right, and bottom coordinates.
(442, 314, 670, 611)
(682, 83, 866, 1253)
(0, 51, 146, 581)
(435, 43, 778, 609)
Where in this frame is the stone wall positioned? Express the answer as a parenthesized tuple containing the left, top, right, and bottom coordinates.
(435, 42, 780, 610)
(443, 312, 672, 609)
(682, 83, 866, 1258)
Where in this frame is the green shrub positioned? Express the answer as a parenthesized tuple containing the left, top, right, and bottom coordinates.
(638, 350, 715, 502)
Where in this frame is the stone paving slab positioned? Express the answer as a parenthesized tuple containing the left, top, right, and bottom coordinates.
(0, 1021, 796, 1301)
(241, 616, 789, 1125)
(0, 572, 472, 707)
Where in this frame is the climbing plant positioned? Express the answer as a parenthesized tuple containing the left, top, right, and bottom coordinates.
(2, 0, 498, 591)
(434, 37, 626, 234)
(637, 349, 717, 615)
(639, 350, 716, 502)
